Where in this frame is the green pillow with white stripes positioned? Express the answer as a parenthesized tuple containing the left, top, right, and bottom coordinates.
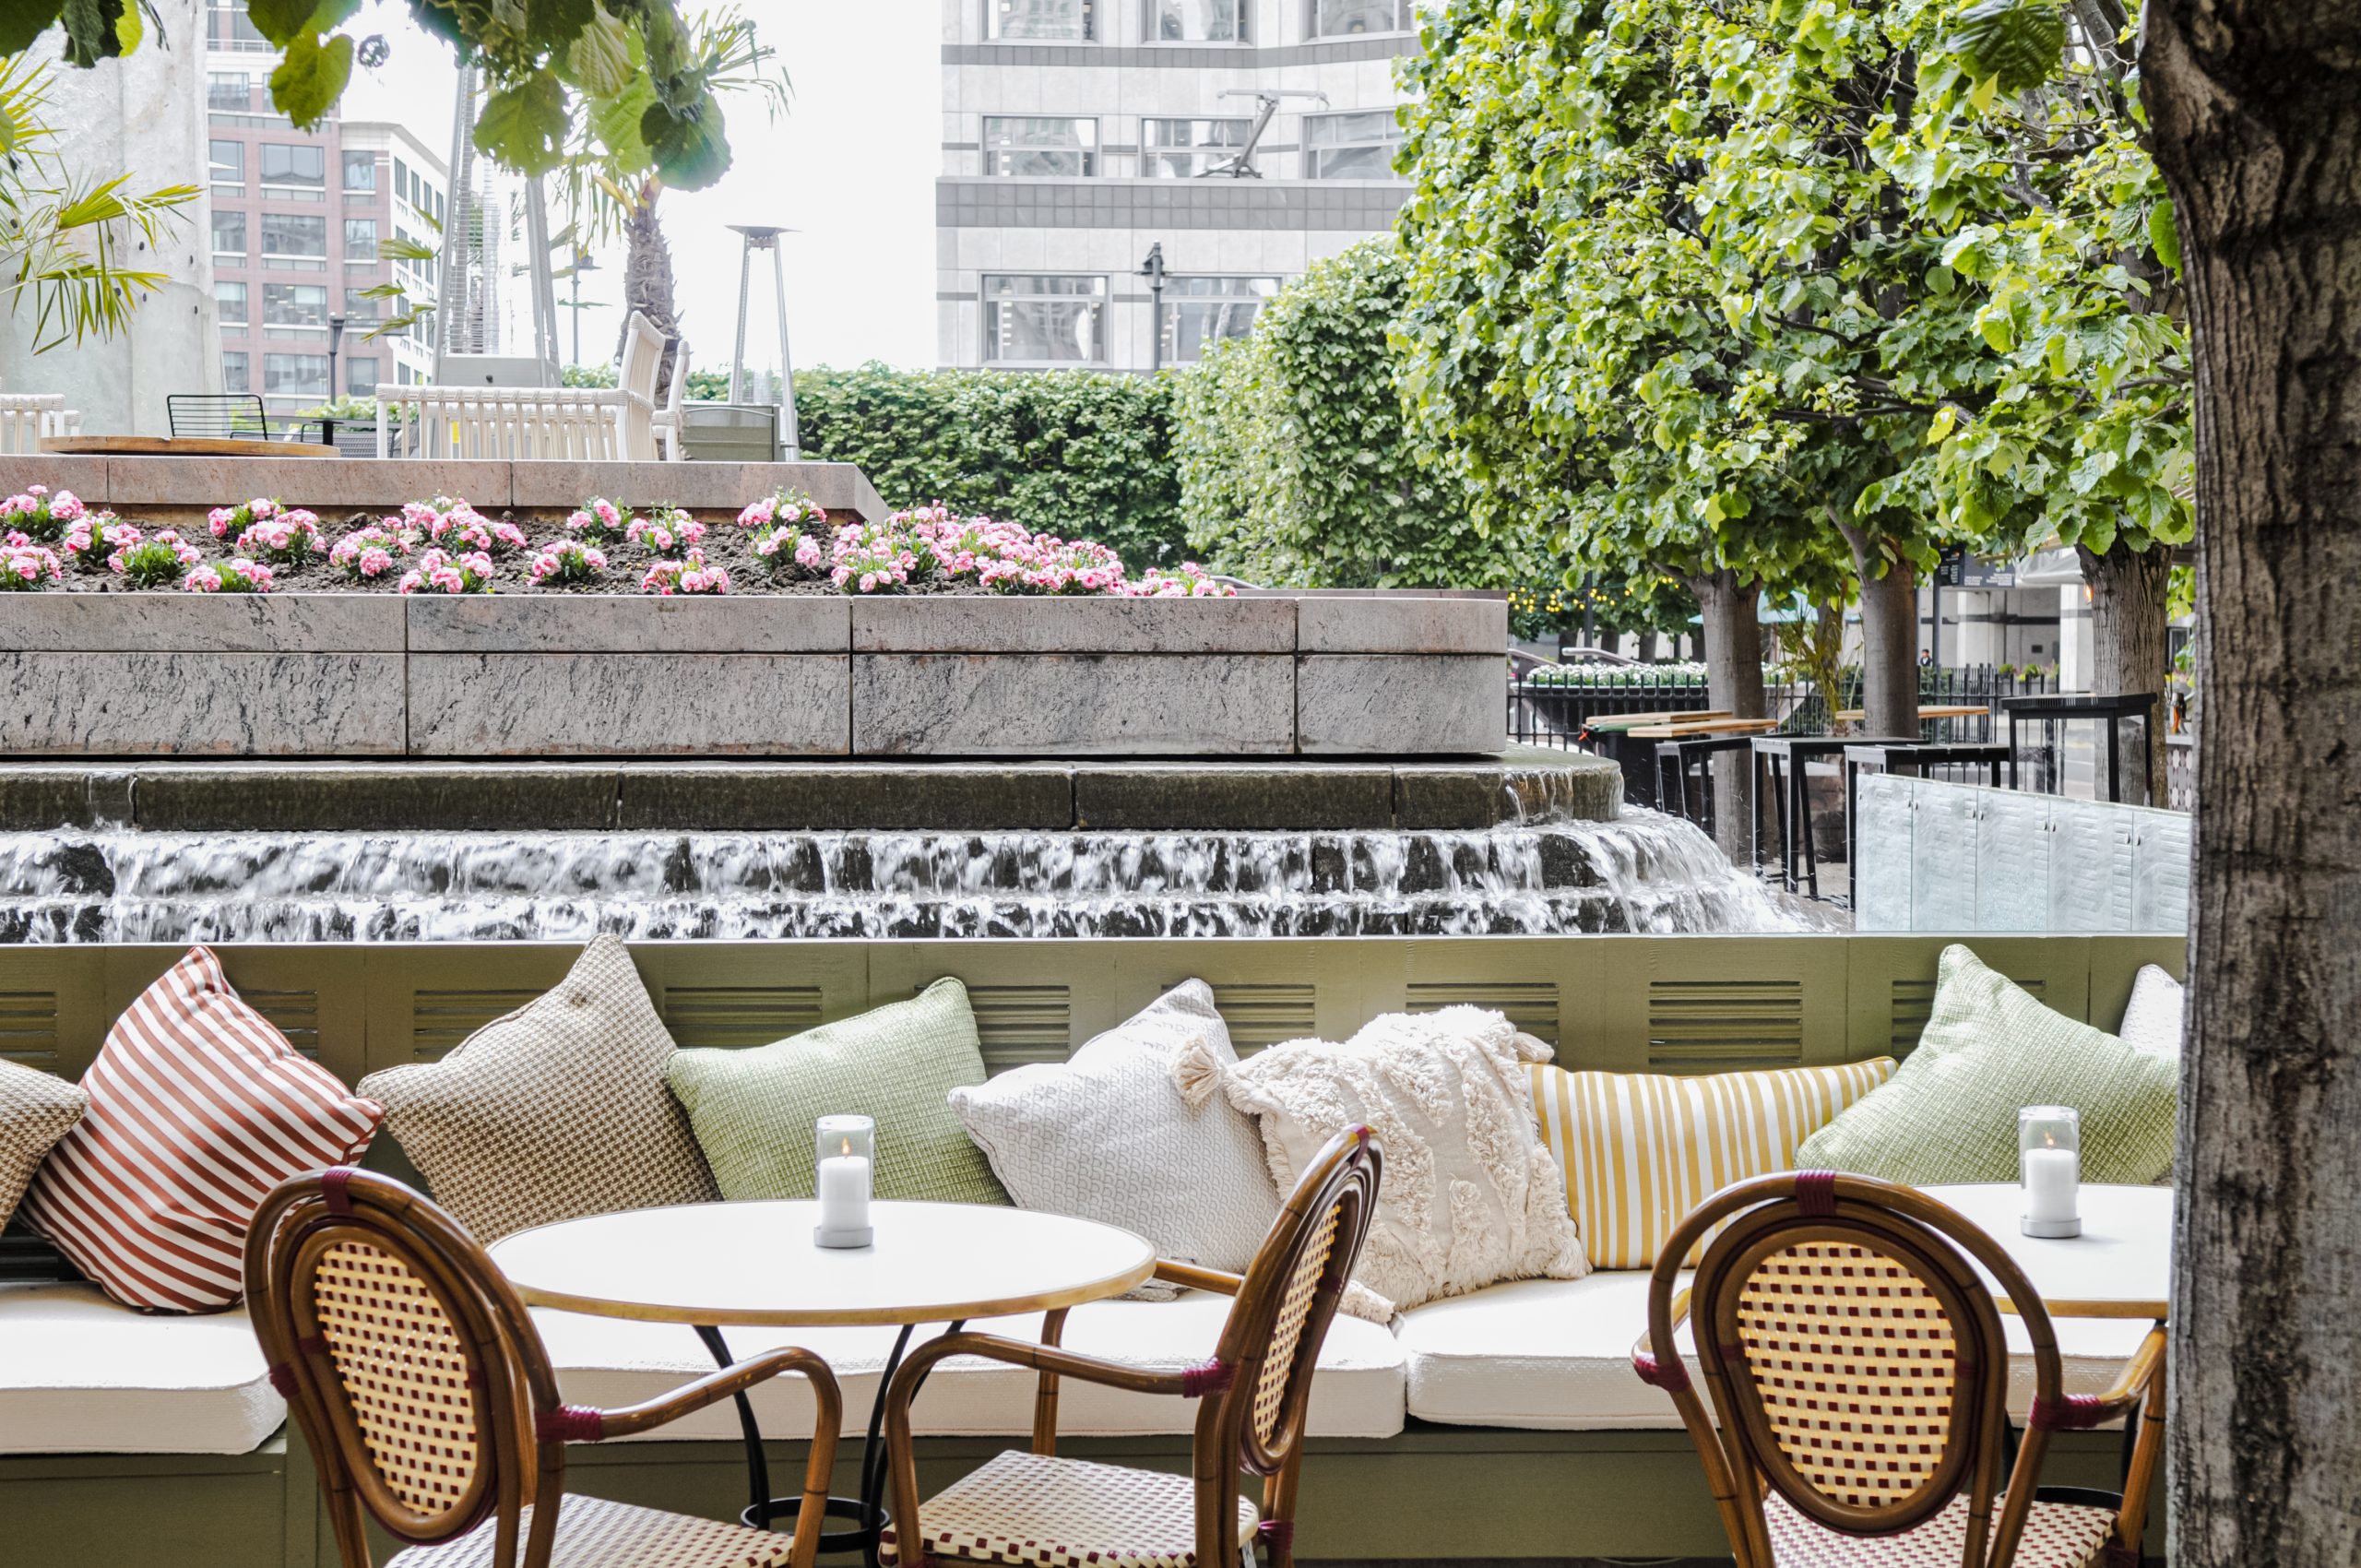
(1797, 944, 2177, 1185)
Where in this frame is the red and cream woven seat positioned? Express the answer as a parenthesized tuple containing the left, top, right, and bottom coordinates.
(878, 1451, 1258, 1568)
(1631, 1171, 2165, 1568)
(390, 1494, 797, 1568)
(243, 1167, 844, 1568)
(1762, 1491, 2117, 1568)
(876, 1128, 1383, 1568)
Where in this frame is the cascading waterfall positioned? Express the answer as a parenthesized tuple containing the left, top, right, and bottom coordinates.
(0, 807, 1821, 944)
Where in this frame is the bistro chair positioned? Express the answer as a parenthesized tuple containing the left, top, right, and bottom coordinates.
(877, 1125, 1382, 1568)
(244, 1167, 843, 1568)
(1632, 1171, 2165, 1568)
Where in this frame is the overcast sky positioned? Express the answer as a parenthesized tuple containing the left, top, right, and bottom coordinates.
(340, 0, 939, 374)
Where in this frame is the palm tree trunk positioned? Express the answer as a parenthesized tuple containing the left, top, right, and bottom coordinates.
(620, 181, 680, 392)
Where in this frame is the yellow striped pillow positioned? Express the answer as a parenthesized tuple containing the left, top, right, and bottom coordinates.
(1528, 1060, 1897, 1269)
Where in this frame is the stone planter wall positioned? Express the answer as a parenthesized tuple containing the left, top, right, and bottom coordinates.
(0, 594, 1506, 758)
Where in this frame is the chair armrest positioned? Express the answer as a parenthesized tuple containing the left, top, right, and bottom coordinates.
(1154, 1260, 1243, 1296)
(578, 1345, 840, 1441)
(909, 1329, 1223, 1400)
(2047, 1324, 2167, 1429)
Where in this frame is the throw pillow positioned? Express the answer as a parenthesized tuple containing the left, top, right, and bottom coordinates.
(1797, 944, 2179, 1186)
(20, 947, 383, 1313)
(0, 1059, 87, 1232)
(666, 977, 1009, 1206)
(2118, 965, 2185, 1057)
(358, 935, 718, 1242)
(1528, 1059, 1897, 1269)
(949, 980, 1276, 1297)
(1214, 1006, 1584, 1319)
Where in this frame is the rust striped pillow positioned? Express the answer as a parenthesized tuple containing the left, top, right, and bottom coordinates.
(1528, 1059, 1896, 1270)
(20, 946, 382, 1313)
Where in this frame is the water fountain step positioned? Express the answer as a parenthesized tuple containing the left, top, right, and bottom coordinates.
(0, 750, 1620, 836)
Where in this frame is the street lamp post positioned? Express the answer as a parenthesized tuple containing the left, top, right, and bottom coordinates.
(568, 253, 600, 368)
(1139, 243, 1167, 372)
(325, 315, 346, 444)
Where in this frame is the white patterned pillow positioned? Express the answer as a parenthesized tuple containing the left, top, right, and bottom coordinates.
(1214, 1006, 1586, 1320)
(2118, 965, 2184, 1057)
(0, 1058, 87, 1233)
(949, 980, 1276, 1300)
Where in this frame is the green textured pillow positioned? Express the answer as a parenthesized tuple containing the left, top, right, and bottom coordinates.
(1797, 944, 2177, 1185)
(665, 977, 1010, 1206)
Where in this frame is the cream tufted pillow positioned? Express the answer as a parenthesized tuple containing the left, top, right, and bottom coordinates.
(1209, 1006, 1586, 1320)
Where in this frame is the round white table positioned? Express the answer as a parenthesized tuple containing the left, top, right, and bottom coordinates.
(491, 1200, 1157, 1561)
(1917, 1182, 2173, 1320)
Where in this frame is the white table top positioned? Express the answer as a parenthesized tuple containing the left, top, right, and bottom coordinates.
(1918, 1182, 2173, 1320)
(488, 1200, 1157, 1328)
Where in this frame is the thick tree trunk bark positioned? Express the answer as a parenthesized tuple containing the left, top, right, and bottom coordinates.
(1686, 568, 1766, 860)
(1837, 523, 1922, 737)
(2143, 5, 2361, 1566)
(621, 184, 682, 394)
(2077, 542, 2173, 805)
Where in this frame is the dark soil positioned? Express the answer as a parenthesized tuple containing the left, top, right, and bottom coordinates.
(44, 510, 979, 596)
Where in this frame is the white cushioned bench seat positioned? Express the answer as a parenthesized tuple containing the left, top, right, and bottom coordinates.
(1399, 1272, 2156, 1430)
(0, 1282, 283, 1455)
(535, 1291, 1406, 1442)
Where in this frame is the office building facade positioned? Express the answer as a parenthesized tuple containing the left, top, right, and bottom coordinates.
(938, 0, 1420, 372)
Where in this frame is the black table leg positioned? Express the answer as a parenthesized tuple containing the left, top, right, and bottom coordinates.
(694, 1324, 772, 1534)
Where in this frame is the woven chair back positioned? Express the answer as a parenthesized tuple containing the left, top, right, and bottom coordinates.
(244, 1169, 566, 1565)
(1210, 1125, 1381, 1476)
(1646, 1172, 2073, 1567)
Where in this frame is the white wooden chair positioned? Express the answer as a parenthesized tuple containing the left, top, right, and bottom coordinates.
(374, 313, 668, 461)
(650, 339, 690, 462)
(0, 394, 81, 455)
(614, 311, 665, 462)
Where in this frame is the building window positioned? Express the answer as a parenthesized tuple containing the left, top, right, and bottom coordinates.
(346, 356, 379, 396)
(343, 218, 378, 256)
(264, 352, 330, 398)
(1308, 0, 1411, 34)
(1162, 276, 1281, 362)
(259, 143, 326, 186)
(208, 0, 268, 50)
(984, 275, 1106, 364)
(264, 282, 328, 327)
(1305, 110, 1402, 178)
(261, 212, 329, 258)
(207, 71, 249, 110)
(342, 150, 377, 192)
(214, 280, 249, 326)
(1140, 117, 1252, 177)
(208, 139, 243, 184)
(982, 116, 1098, 177)
(342, 288, 380, 322)
(221, 351, 250, 394)
(212, 209, 246, 258)
(984, 0, 1094, 40)
(1144, 0, 1247, 41)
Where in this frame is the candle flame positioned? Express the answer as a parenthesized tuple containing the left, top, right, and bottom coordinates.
(2043, 1130, 2057, 1148)
(840, 1137, 851, 1157)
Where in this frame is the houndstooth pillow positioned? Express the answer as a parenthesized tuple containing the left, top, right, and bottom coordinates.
(949, 980, 1277, 1298)
(0, 1058, 87, 1233)
(358, 935, 718, 1241)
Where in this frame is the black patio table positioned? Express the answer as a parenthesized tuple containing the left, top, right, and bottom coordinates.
(1751, 734, 1918, 899)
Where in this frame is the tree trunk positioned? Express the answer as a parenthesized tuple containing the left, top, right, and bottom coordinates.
(620, 183, 682, 394)
(2143, 5, 2361, 1566)
(1686, 568, 1766, 860)
(2077, 541, 2173, 805)
(1637, 629, 1659, 663)
(1838, 523, 1921, 737)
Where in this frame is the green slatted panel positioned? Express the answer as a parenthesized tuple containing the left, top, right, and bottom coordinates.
(1646, 977, 1804, 1071)
(408, 991, 538, 1062)
(242, 989, 321, 1061)
(1209, 983, 1318, 1052)
(967, 983, 1072, 1073)
(0, 988, 60, 1071)
(1889, 974, 2047, 1059)
(1406, 980, 1560, 1046)
(660, 985, 823, 1049)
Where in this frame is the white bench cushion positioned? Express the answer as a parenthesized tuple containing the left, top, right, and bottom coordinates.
(536, 1291, 1406, 1441)
(1399, 1271, 2155, 1430)
(0, 1282, 282, 1455)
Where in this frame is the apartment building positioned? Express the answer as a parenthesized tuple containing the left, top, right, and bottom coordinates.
(203, 0, 445, 415)
(938, 0, 1421, 372)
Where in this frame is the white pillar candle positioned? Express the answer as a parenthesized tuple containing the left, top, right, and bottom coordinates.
(815, 1146, 872, 1247)
(2022, 1145, 2079, 1224)
(2018, 1103, 2082, 1238)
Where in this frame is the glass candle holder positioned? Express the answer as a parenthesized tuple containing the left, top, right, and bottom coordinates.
(2019, 1105, 2081, 1238)
(813, 1114, 875, 1249)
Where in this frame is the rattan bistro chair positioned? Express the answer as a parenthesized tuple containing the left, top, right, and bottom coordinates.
(244, 1168, 843, 1568)
(1632, 1172, 2166, 1568)
(877, 1126, 1382, 1568)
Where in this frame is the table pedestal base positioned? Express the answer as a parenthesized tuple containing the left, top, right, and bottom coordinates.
(698, 1319, 964, 1564)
